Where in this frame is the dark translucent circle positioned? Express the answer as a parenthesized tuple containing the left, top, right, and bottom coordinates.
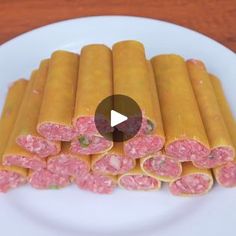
(95, 94, 142, 142)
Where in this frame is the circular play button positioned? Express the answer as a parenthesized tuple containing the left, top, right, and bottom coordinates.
(95, 95, 142, 142)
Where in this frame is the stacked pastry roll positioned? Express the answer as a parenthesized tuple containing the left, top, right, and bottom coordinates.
(0, 79, 28, 192)
(210, 75, 236, 187)
(0, 40, 235, 195)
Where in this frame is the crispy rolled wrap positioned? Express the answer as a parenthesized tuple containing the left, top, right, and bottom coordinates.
(187, 60, 234, 168)
(28, 168, 71, 189)
(0, 79, 28, 192)
(113, 41, 165, 159)
(118, 160, 161, 191)
(47, 142, 90, 177)
(71, 44, 113, 155)
(3, 72, 46, 170)
(211, 74, 236, 187)
(15, 60, 61, 158)
(140, 151, 182, 182)
(91, 142, 135, 175)
(151, 54, 210, 161)
(37, 51, 79, 141)
(169, 162, 213, 196)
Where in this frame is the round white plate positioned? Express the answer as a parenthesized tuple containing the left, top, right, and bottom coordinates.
(0, 16, 235, 236)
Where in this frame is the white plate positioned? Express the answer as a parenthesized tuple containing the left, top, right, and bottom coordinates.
(0, 16, 236, 236)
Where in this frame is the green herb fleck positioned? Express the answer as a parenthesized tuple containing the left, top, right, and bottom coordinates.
(78, 135, 90, 147)
(146, 119, 155, 134)
(159, 159, 165, 165)
(49, 185, 59, 190)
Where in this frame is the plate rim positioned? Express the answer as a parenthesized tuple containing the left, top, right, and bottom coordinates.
(0, 14, 236, 236)
(0, 15, 235, 57)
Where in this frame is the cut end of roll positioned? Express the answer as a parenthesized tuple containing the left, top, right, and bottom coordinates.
(16, 135, 60, 158)
(169, 173, 213, 196)
(0, 170, 26, 193)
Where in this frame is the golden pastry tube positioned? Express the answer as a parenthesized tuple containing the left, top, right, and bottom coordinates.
(118, 160, 161, 191)
(151, 54, 210, 162)
(28, 168, 71, 189)
(210, 74, 236, 187)
(169, 162, 214, 196)
(37, 50, 79, 141)
(71, 44, 113, 155)
(3, 72, 46, 171)
(75, 156, 117, 194)
(91, 142, 136, 175)
(187, 60, 234, 168)
(113, 41, 165, 159)
(140, 151, 182, 182)
(0, 79, 28, 192)
(47, 142, 90, 177)
(15, 60, 61, 158)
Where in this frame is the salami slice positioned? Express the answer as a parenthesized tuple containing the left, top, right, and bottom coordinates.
(91, 142, 135, 175)
(113, 43, 165, 159)
(118, 160, 161, 191)
(37, 51, 79, 141)
(151, 55, 210, 161)
(28, 169, 71, 189)
(75, 172, 117, 194)
(210, 74, 236, 187)
(169, 162, 213, 196)
(72, 45, 113, 154)
(187, 60, 234, 168)
(47, 142, 90, 177)
(140, 151, 182, 182)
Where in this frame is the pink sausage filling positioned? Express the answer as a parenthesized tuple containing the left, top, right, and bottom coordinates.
(216, 162, 236, 187)
(124, 135, 164, 159)
(17, 135, 60, 158)
(193, 147, 234, 168)
(143, 154, 182, 179)
(115, 115, 146, 136)
(138, 117, 155, 135)
(71, 135, 112, 155)
(75, 172, 116, 194)
(47, 154, 89, 177)
(73, 117, 113, 155)
(0, 170, 26, 193)
(119, 175, 160, 191)
(170, 173, 212, 196)
(28, 169, 71, 189)
(75, 117, 98, 135)
(38, 123, 77, 141)
(93, 154, 135, 175)
(4, 155, 46, 170)
(166, 139, 210, 162)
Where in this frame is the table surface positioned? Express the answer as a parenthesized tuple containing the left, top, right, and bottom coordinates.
(0, 0, 235, 52)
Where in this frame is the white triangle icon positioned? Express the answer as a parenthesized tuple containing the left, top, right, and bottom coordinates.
(110, 110, 128, 127)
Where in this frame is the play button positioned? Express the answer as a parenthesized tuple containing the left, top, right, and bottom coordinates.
(95, 95, 142, 142)
(110, 110, 128, 127)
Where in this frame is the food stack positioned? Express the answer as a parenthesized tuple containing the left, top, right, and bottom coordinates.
(0, 40, 235, 196)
